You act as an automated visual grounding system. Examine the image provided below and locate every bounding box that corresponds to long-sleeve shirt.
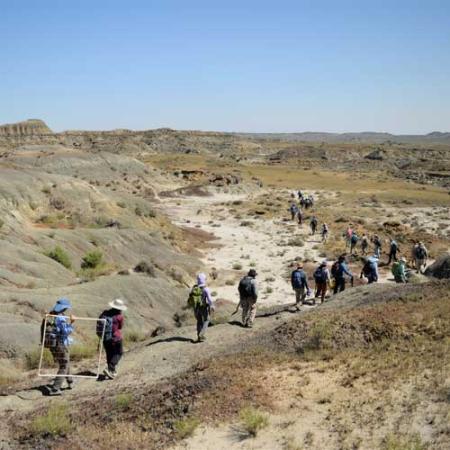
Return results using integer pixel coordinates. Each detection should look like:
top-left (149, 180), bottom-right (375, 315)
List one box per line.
top-left (54, 315), bottom-right (73, 346)
top-left (336, 262), bottom-right (353, 279)
top-left (200, 286), bottom-right (215, 308)
top-left (291, 270), bottom-right (309, 290)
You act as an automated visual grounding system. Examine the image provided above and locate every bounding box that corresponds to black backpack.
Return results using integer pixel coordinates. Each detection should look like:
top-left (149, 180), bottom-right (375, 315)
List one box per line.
top-left (331, 261), bottom-right (340, 278)
top-left (238, 277), bottom-right (254, 297)
top-left (40, 315), bottom-right (57, 349)
top-left (415, 246), bottom-right (426, 259)
top-left (313, 267), bottom-right (327, 283)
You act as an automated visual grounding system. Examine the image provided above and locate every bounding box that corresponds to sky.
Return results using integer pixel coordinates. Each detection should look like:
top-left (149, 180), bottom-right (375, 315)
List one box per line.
top-left (1, 0), bottom-right (449, 133)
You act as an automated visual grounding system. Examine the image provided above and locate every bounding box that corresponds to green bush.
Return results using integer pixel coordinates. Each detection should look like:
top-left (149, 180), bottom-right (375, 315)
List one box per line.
top-left (31, 403), bottom-right (73, 437)
top-left (124, 329), bottom-right (146, 344)
top-left (232, 262), bottom-right (243, 270)
top-left (117, 201), bottom-right (127, 208)
top-left (0, 219), bottom-right (4, 229)
top-left (239, 406), bottom-right (269, 437)
top-left (174, 417), bottom-right (200, 439)
top-left (44, 246), bottom-right (72, 269)
top-left (115, 393), bottom-right (133, 410)
top-left (81, 250), bottom-right (103, 269)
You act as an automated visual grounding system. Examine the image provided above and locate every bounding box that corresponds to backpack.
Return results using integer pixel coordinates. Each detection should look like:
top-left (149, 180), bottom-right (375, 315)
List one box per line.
top-left (362, 261), bottom-right (373, 277)
top-left (187, 285), bottom-right (205, 309)
top-left (238, 276), bottom-right (254, 297)
top-left (311, 218), bottom-right (317, 226)
top-left (391, 262), bottom-right (402, 277)
top-left (313, 267), bottom-right (327, 283)
top-left (41, 316), bottom-right (57, 349)
top-left (96, 313), bottom-right (114, 341)
top-left (351, 234), bottom-right (358, 244)
top-left (415, 246), bottom-right (426, 259)
top-left (291, 270), bottom-right (305, 288)
top-left (331, 261), bottom-right (340, 278)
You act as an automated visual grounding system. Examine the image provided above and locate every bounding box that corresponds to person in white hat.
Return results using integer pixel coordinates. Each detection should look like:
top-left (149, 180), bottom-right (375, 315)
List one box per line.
top-left (97, 299), bottom-right (127, 379)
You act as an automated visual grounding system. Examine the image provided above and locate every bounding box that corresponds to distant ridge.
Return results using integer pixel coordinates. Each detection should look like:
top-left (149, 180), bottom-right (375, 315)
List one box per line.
top-left (0, 119), bottom-right (449, 144)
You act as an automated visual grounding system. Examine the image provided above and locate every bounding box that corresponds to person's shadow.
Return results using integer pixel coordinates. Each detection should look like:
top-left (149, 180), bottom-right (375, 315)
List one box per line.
top-left (146, 336), bottom-right (195, 347)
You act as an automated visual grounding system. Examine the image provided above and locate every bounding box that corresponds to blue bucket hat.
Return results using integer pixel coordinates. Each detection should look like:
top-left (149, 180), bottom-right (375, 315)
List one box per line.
top-left (53, 297), bottom-right (72, 313)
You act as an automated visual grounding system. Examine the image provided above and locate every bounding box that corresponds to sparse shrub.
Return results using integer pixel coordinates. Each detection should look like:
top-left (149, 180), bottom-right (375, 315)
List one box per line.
top-left (210, 291), bottom-right (218, 297)
top-left (30, 402), bottom-right (72, 437)
top-left (232, 262), bottom-right (243, 270)
top-left (41, 186), bottom-right (51, 195)
top-left (287, 237), bottom-right (305, 247)
top-left (115, 393), bottom-right (133, 410)
top-left (249, 261), bottom-right (256, 267)
top-left (239, 406), bottom-right (269, 437)
top-left (146, 209), bottom-right (156, 218)
top-left (134, 206), bottom-right (143, 216)
top-left (49, 197), bottom-right (65, 210)
top-left (117, 201), bottom-right (127, 208)
top-left (382, 433), bottom-right (428, 450)
top-left (174, 417), bottom-right (200, 439)
top-left (265, 287), bottom-right (273, 294)
top-left (134, 261), bottom-right (156, 277)
top-left (124, 329), bottom-right (146, 344)
top-left (29, 201), bottom-right (38, 210)
top-left (81, 250), bottom-right (103, 269)
top-left (265, 276), bottom-right (276, 282)
top-left (44, 246), bottom-right (72, 269)
top-left (24, 348), bottom-right (54, 370)
top-left (0, 219), bottom-right (4, 229)
top-left (240, 221), bottom-right (253, 227)
top-left (0, 360), bottom-right (22, 386)
top-left (70, 341), bottom-right (97, 361)
top-left (225, 279), bottom-right (235, 286)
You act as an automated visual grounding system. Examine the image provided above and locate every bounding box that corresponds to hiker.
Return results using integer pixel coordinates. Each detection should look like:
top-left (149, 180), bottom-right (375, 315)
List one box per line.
top-left (372, 235), bottom-right (382, 258)
top-left (291, 263), bottom-right (310, 309)
top-left (361, 234), bottom-right (369, 256)
top-left (188, 273), bottom-right (214, 341)
top-left (313, 261), bottom-right (330, 304)
top-left (413, 242), bottom-right (428, 273)
top-left (238, 269), bottom-right (258, 328)
top-left (387, 239), bottom-right (399, 264)
top-left (290, 203), bottom-right (299, 221)
top-left (310, 216), bottom-right (318, 235)
top-left (297, 208), bottom-right (303, 225)
top-left (43, 298), bottom-right (75, 396)
top-left (345, 225), bottom-right (353, 249)
top-left (392, 257), bottom-right (408, 283)
top-left (297, 190), bottom-right (304, 201)
top-left (321, 223), bottom-right (329, 242)
top-left (350, 232), bottom-right (359, 255)
top-left (360, 255), bottom-right (379, 284)
top-left (331, 255), bottom-right (353, 294)
top-left (97, 299), bottom-right (127, 379)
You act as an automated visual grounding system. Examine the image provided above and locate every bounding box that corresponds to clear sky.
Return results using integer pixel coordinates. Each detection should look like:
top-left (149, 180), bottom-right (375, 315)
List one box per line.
top-left (1, 0), bottom-right (449, 133)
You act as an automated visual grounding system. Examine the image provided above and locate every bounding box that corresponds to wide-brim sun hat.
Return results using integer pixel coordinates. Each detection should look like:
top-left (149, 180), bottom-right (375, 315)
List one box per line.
top-left (109, 298), bottom-right (128, 311)
top-left (53, 298), bottom-right (72, 313)
top-left (400, 257), bottom-right (407, 262)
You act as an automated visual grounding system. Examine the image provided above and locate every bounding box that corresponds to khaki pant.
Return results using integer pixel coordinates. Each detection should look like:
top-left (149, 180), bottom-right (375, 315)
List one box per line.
top-left (415, 258), bottom-right (426, 273)
top-left (294, 287), bottom-right (306, 305)
top-left (50, 344), bottom-right (72, 390)
top-left (241, 297), bottom-right (257, 327)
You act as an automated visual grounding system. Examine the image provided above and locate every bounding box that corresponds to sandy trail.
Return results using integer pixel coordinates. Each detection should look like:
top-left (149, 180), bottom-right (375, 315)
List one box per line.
top-left (160, 189), bottom-right (324, 307)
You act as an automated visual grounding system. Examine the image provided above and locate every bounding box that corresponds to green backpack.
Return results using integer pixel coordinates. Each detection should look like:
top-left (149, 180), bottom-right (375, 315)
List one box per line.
top-left (187, 285), bottom-right (204, 309)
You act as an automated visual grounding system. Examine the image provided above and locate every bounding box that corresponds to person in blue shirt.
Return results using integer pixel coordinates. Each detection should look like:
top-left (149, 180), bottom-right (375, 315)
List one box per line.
top-left (291, 263), bottom-right (310, 309)
top-left (332, 255), bottom-right (353, 294)
top-left (47, 298), bottom-right (76, 396)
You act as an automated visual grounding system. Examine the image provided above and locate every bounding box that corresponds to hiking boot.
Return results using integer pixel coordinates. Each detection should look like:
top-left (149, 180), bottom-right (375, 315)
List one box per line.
top-left (48, 387), bottom-right (62, 396)
top-left (104, 368), bottom-right (115, 380)
top-left (66, 381), bottom-right (74, 390)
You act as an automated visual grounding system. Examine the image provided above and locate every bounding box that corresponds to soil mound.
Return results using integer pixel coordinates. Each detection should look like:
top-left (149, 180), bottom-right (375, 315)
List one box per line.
top-left (425, 252), bottom-right (450, 279)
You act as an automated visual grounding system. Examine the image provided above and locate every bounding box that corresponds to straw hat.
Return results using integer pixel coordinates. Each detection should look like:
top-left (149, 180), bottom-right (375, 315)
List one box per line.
top-left (108, 299), bottom-right (128, 311)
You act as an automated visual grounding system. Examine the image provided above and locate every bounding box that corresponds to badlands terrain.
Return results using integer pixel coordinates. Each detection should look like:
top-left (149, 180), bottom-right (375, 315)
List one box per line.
top-left (0, 119), bottom-right (449, 450)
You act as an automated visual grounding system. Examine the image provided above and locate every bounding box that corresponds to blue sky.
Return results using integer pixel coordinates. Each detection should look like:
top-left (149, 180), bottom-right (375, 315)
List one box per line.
top-left (1, 0), bottom-right (449, 133)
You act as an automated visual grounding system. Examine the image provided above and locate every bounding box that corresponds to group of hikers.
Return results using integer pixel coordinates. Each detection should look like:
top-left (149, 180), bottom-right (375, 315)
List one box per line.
top-left (41, 298), bottom-right (127, 395)
top-left (40, 189), bottom-right (431, 396)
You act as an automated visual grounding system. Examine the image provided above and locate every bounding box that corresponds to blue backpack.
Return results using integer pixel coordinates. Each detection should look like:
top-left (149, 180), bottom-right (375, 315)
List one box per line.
top-left (96, 314), bottom-right (114, 341)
